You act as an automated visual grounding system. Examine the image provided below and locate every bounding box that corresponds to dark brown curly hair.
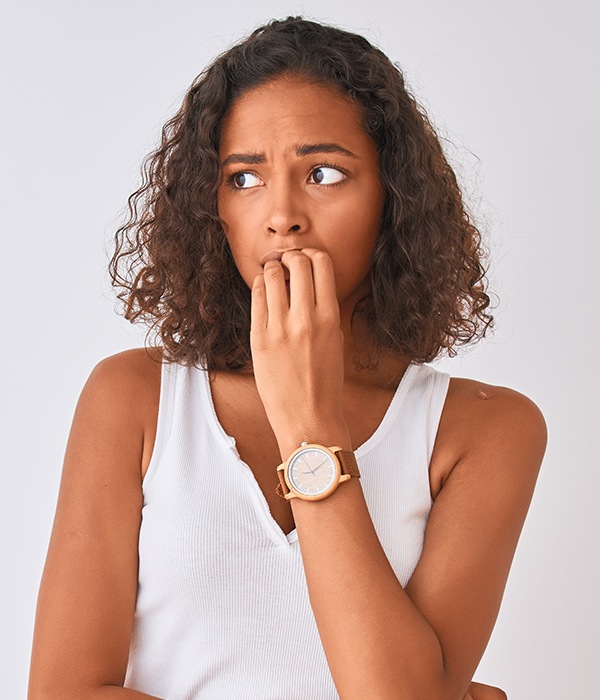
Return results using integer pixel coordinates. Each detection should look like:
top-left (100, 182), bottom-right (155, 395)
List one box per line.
top-left (109, 16), bottom-right (493, 370)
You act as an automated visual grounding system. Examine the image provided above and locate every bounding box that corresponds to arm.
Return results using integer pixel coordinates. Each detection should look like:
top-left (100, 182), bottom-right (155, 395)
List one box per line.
top-left (28, 349), bottom-right (164, 700)
top-left (250, 249), bottom-right (546, 700)
top-left (277, 386), bottom-right (545, 700)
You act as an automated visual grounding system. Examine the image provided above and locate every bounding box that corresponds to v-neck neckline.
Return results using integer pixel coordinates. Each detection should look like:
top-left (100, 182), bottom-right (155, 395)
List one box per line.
top-left (199, 362), bottom-right (418, 546)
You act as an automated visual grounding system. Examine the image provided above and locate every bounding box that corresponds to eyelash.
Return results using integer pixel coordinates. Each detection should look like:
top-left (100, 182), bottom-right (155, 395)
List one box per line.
top-left (225, 161), bottom-right (350, 190)
top-left (310, 161), bottom-right (350, 187)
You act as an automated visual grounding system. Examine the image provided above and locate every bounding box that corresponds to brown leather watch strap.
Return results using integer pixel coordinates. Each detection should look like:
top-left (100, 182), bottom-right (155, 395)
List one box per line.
top-left (276, 469), bottom-right (289, 498)
top-left (335, 448), bottom-right (361, 478)
top-left (275, 446), bottom-right (361, 499)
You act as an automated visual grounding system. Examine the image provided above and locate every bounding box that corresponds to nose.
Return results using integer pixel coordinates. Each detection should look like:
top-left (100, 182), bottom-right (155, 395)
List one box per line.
top-left (265, 178), bottom-right (310, 235)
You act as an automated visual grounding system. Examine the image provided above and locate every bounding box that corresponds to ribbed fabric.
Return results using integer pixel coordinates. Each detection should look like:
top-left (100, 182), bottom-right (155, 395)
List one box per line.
top-left (123, 360), bottom-right (450, 700)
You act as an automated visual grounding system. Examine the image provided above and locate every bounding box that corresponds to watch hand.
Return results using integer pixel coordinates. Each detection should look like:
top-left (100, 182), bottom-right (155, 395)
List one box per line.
top-left (312, 458), bottom-right (329, 473)
top-left (299, 455), bottom-right (318, 476)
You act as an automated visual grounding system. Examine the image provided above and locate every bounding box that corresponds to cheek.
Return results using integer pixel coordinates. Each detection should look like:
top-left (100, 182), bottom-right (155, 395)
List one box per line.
top-left (218, 194), bottom-right (244, 254)
top-left (218, 192), bottom-right (259, 252)
top-left (332, 212), bottom-right (380, 290)
top-left (330, 195), bottom-right (381, 254)
top-left (217, 190), bottom-right (235, 235)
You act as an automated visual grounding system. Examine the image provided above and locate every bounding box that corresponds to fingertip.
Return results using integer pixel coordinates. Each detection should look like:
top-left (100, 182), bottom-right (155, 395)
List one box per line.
top-left (303, 248), bottom-right (333, 269)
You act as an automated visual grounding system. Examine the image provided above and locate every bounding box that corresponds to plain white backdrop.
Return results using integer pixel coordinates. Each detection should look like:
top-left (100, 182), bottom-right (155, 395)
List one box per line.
top-left (2, 1), bottom-right (598, 697)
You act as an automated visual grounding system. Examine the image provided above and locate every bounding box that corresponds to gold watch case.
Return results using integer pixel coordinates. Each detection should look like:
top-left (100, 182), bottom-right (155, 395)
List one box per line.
top-left (275, 442), bottom-right (354, 501)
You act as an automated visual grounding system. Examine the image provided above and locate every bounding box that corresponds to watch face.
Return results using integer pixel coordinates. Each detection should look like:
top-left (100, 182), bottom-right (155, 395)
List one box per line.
top-left (288, 447), bottom-right (338, 497)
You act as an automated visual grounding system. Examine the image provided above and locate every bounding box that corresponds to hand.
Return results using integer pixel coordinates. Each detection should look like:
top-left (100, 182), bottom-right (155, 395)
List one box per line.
top-left (463, 680), bottom-right (508, 699)
top-left (250, 248), bottom-right (348, 450)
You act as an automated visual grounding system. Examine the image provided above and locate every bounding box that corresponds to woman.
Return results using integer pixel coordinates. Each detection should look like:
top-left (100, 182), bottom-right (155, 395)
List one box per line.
top-left (28, 17), bottom-right (546, 700)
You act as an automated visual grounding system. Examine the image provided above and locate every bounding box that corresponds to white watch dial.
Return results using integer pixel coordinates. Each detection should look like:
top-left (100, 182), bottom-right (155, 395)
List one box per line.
top-left (288, 447), bottom-right (337, 495)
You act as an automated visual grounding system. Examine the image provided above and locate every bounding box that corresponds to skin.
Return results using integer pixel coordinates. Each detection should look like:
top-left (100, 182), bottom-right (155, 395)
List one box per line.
top-left (217, 75), bottom-right (390, 388)
top-left (218, 76), bottom-right (544, 697)
top-left (28, 75), bottom-right (545, 699)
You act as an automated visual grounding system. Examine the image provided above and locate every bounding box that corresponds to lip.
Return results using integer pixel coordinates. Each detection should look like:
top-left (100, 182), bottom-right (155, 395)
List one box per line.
top-left (259, 247), bottom-right (303, 267)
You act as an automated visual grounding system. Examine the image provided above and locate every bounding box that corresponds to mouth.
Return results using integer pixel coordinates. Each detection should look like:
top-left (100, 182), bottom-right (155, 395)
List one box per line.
top-left (259, 247), bottom-right (303, 267)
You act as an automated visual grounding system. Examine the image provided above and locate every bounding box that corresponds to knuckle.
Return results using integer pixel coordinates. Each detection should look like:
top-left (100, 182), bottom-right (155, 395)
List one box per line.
top-left (270, 327), bottom-right (289, 345)
top-left (264, 266), bottom-right (283, 282)
top-left (283, 251), bottom-right (309, 271)
top-left (322, 309), bottom-right (340, 325)
top-left (291, 316), bottom-right (314, 336)
top-left (294, 254), bottom-right (311, 268)
top-left (250, 332), bottom-right (268, 353)
top-left (313, 250), bottom-right (331, 266)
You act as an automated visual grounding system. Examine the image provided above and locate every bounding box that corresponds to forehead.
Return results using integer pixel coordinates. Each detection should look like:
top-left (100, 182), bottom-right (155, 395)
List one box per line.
top-left (219, 76), bottom-right (372, 154)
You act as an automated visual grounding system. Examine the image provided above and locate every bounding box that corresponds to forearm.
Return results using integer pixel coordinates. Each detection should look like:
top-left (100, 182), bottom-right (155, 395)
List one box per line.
top-left (280, 428), bottom-right (448, 700)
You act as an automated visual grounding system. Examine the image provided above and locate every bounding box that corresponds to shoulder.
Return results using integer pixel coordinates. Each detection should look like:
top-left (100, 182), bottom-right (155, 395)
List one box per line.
top-left (91, 345), bottom-right (163, 382)
top-left (29, 350), bottom-right (164, 693)
top-left (87, 346), bottom-right (162, 401)
top-left (81, 346), bottom-right (163, 438)
top-left (431, 376), bottom-right (547, 492)
top-left (406, 376), bottom-right (547, 695)
top-left (446, 377), bottom-right (547, 444)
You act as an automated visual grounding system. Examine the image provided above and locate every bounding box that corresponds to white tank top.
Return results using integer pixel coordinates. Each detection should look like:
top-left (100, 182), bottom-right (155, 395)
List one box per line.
top-left (124, 359), bottom-right (450, 699)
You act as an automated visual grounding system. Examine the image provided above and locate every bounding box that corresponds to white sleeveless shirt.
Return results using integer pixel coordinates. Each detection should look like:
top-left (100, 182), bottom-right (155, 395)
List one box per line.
top-left (124, 360), bottom-right (450, 699)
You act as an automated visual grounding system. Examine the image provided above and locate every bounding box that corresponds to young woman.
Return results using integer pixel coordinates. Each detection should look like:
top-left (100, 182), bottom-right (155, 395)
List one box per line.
top-left (28, 17), bottom-right (546, 700)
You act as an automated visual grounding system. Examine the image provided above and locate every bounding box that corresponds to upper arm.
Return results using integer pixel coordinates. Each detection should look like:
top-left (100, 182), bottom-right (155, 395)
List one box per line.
top-left (404, 383), bottom-right (547, 699)
top-left (28, 348), bottom-right (161, 698)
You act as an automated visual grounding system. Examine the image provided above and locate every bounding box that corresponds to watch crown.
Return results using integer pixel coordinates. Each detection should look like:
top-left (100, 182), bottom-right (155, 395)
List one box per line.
top-left (300, 441), bottom-right (308, 446)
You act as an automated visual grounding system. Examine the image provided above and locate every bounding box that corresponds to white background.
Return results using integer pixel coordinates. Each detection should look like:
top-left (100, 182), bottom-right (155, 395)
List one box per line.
top-left (2, 1), bottom-right (598, 697)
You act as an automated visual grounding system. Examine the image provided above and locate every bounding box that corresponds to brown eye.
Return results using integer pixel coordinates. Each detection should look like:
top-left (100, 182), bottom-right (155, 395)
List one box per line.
top-left (310, 166), bottom-right (347, 185)
top-left (230, 172), bottom-right (262, 189)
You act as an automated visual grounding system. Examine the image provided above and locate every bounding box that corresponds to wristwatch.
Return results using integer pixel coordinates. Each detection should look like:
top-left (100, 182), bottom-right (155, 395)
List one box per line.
top-left (275, 442), bottom-right (361, 501)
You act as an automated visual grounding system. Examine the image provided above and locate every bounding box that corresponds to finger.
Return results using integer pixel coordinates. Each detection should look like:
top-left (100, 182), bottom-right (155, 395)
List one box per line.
top-left (280, 249), bottom-right (315, 314)
top-left (301, 248), bottom-right (339, 320)
top-left (262, 259), bottom-right (289, 324)
top-left (250, 272), bottom-right (268, 333)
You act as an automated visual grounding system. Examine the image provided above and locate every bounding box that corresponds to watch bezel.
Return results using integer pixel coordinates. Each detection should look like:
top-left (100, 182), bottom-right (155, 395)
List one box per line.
top-left (285, 443), bottom-right (341, 501)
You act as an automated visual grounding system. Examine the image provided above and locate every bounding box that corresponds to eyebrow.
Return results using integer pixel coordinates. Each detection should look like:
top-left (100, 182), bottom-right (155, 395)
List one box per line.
top-left (297, 143), bottom-right (359, 158)
top-left (221, 142), bottom-right (359, 166)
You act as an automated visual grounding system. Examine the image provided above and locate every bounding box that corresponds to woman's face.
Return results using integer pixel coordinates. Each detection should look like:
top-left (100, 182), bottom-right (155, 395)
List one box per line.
top-left (217, 75), bottom-right (384, 307)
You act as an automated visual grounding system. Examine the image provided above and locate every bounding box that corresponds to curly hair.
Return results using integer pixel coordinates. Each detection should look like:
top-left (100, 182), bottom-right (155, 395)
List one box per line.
top-left (109, 16), bottom-right (493, 370)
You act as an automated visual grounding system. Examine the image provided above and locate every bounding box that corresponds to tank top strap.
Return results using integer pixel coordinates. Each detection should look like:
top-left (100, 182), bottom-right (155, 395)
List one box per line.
top-left (141, 359), bottom-right (183, 493)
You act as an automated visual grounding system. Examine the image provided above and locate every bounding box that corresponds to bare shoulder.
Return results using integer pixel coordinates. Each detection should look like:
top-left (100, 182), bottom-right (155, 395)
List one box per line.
top-left (85, 346), bottom-right (162, 428)
top-left (431, 377), bottom-right (547, 496)
top-left (446, 377), bottom-right (547, 444)
top-left (87, 346), bottom-right (163, 479)
top-left (90, 345), bottom-right (163, 391)
top-left (28, 346), bottom-right (164, 695)
top-left (406, 377), bottom-right (547, 696)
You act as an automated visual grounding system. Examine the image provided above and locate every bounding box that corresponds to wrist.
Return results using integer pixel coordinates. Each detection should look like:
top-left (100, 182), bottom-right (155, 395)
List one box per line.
top-left (277, 432), bottom-right (352, 461)
top-left (276, 423), bottom-right (352, 462)
top-left (276, 440), bottom-right (360, 502)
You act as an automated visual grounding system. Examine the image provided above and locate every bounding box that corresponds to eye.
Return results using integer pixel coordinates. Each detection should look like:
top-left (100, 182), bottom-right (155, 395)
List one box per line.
top-left (309, 166), bottom-right (347, 186)
top-left (228, 171), bottom-right (263, 189)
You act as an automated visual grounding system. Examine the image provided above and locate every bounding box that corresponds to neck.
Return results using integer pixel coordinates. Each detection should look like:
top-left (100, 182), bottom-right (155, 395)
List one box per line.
top-left (337, 286), bottom-right (410, 390)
